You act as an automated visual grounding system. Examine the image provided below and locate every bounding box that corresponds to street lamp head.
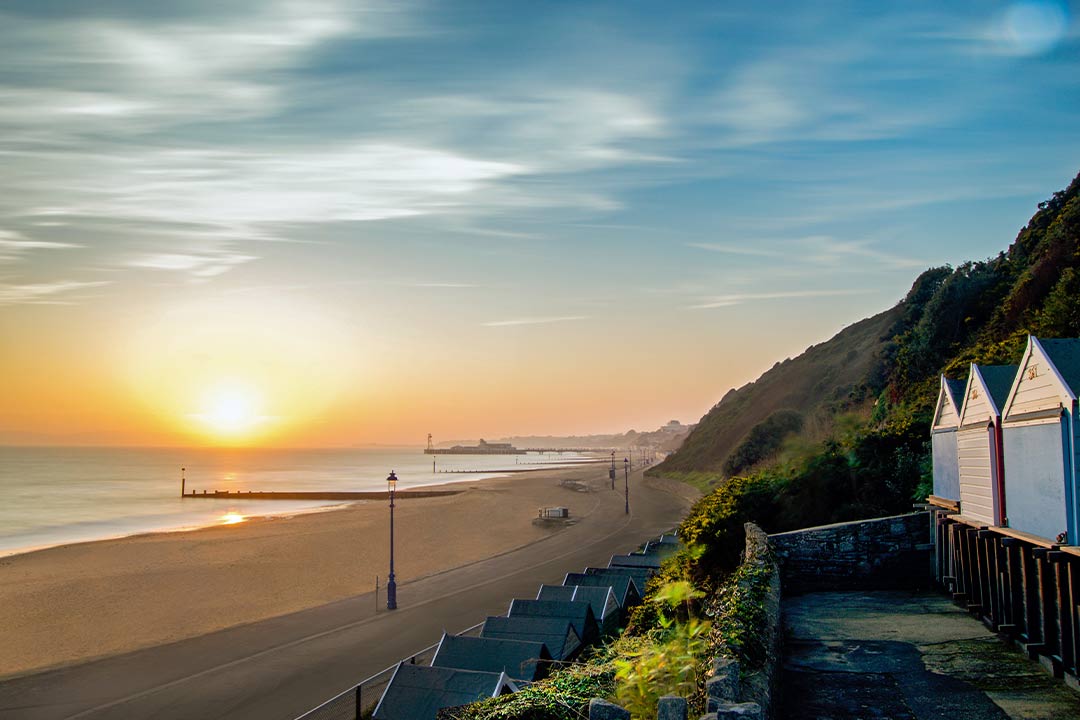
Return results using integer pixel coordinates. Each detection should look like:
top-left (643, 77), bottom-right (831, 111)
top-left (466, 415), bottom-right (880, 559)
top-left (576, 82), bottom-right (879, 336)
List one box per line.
top-left (623, 458), bottom-right (628, 465)
top-left (387, 470), bottom-right (397, 492)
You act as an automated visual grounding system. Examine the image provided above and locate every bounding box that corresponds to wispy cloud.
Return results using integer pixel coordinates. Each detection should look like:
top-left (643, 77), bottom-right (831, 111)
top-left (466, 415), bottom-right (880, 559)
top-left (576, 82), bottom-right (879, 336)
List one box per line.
top-left (482, 316), bottom-right (589, 327)
top-left (0, 280), bottom-right (111, 306)
top-left (688, 289), bottom-right (868, 310)
top-left (127, 252), bottom-right (257, 279)
top-left (0, 229), bottom-right (81, 262)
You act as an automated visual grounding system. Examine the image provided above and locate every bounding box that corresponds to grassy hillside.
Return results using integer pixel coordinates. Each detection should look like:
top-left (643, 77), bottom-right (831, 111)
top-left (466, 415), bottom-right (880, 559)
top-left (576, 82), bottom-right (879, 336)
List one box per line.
top-left (657, 306), bottom-right (901, 476)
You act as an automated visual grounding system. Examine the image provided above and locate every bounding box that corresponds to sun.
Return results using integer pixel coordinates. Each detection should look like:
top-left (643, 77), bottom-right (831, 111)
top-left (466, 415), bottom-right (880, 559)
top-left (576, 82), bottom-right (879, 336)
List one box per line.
top-left (196, 382), bottom-right (266, 439)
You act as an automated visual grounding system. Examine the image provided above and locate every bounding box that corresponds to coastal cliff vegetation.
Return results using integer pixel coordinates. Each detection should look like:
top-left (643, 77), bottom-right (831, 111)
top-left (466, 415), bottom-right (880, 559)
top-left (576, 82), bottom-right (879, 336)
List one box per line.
top-left (655, 169), bottom-right (1080, 526)
top-left (445, 171), bottom-right (1080, 720)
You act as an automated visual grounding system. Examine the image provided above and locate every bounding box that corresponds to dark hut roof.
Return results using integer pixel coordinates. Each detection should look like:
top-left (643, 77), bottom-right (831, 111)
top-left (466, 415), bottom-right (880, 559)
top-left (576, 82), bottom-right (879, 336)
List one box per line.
top-left (1039, 338), bottom-right (1080, 396)
top-left (945, 377), bottom-right (966, 412)
top-left (538, 584), bottom-right (619, 621)
top-left (480, 616), bottom-right (581, 661)
top-left (583, 566), bottom-right (651, 597)
top-left (608, 553), bottom-right (664, 569)
top-left (507, 599), bottom-right (599, 645)
top-left (563, 571), bottom-right (641, 608)
top-left (430, 634), bottom-right (550, 681)
top-left (978, 365), bottom-right (1019, 412)
top-left (372, 664), bottom-right (515, 720)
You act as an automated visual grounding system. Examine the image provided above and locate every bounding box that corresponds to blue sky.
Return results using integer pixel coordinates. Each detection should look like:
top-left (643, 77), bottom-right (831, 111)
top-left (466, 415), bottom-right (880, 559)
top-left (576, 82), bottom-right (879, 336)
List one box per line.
top-left (1, 0), bottom-right (1078, 443)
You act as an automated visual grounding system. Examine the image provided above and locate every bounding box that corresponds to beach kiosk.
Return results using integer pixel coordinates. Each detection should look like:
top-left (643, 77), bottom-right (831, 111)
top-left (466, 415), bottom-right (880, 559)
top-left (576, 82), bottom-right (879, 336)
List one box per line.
top-left (930, 375), bottom-right (966, 510)
top-left (956, 364), bottom-right (1016, 527)
top-left (1001, 336), bottom-right (1080, 544)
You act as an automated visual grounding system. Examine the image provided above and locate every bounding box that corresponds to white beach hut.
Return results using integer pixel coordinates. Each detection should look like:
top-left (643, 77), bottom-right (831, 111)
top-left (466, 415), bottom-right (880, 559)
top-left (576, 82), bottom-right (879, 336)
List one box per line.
top-left (930, 374), bottom-right (966, 510)
top-left (956, 364), bottom-right (1016, 527)
top-left (1001, 336), bottom-right (1080, 544)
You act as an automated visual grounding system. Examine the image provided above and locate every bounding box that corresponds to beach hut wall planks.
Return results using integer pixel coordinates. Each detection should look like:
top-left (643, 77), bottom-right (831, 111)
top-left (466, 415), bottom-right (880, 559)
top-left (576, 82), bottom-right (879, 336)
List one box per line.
top-left (1001, 336), bottom-right (1080, 543)
top-left (930, 375), bottom-right (966, 508)
top-left (956, 364), bottom-right (1016, 526)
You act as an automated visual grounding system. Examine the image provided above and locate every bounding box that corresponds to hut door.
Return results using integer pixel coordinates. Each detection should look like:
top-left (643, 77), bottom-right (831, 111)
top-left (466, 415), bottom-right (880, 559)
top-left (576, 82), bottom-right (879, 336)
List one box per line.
top-left (958, 424), bottom-right (997, 526)
top-left (1003, 416), bottom-right (1068, 541)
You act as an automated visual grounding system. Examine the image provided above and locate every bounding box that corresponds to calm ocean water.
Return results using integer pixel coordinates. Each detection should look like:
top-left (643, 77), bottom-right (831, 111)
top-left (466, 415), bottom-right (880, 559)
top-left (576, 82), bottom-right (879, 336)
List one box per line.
top-left (0, 446), bottom-right (592, 556)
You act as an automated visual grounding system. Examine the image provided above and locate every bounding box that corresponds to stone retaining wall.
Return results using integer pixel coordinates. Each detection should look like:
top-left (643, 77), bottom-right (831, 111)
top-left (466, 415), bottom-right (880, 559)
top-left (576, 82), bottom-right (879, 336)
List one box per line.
top-left (769, 512), bottom-right (930, 595)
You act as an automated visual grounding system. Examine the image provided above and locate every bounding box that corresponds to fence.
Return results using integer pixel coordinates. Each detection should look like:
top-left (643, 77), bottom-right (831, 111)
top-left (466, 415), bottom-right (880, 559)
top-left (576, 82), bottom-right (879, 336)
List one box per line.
top-left (294, 622), bottom-right (484, 720)
top-left (935, 511), bottom-right (1080, 682)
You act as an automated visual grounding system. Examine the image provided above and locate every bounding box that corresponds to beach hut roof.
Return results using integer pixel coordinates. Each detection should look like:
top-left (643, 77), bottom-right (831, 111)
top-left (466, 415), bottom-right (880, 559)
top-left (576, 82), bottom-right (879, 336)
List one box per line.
top-left (608, 553), bottom-right (663, 569)
top-left (507, 598), bottom-right (599, 644)
top-left (1004, 336), bottom-right (1080, 419)
top-left (480, 616), bottom-right (581, 661)
top-left (584, 566), bottom-right (652, 596)
top-left (1039, 338), bottom-right (1080, 395)
top-left (932, 374), bottom-right (966, 429)
top-left (960, 364), bottom-right (1017, 425)
top-left (538, 584), bottom-right (619, 620)
top-left (372, 664), bottom-right (516, 720)
top-left (430, 633), bottom-right (550, 681)
top-left (563, 571), bottom-right (640, 607)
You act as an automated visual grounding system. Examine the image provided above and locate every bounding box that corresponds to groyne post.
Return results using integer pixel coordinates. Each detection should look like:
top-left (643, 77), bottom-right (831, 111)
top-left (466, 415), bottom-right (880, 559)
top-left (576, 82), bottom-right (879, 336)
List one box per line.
top-left (181, 467), bottom-right (185, 498)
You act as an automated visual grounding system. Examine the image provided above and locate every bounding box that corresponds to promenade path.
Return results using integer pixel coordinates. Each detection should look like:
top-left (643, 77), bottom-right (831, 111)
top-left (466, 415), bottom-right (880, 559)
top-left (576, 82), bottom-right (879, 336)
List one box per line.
top-left (781, 591), bottom-right (1080, 719)
top-left (0, 470), bottom-right (694, 720)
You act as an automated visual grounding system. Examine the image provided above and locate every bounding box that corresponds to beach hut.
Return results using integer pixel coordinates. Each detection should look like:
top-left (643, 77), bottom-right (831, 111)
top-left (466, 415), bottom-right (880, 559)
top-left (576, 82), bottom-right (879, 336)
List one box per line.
top-left (563, 571), bottom-right (642, 612)
top-left (609, 552), bottom-right (664, 569)
top-left (430, 634), bottom-right (551, 682)
top-left (585, 566), bottom-right (652, 598)
top-left (537, 584), bottom-right (620, 637)
top-left (930, 374), bottom-right (966, 509)
top-left (507, 598), bottom-right (600, 647)
top-left (480, 616), bottom-right (582, 661)
top-left (956, 364), bottom-right (1017, 526)
top-left (372, 663), bottom-right (516, 720)
top-left (1002, 336), bottom-right (1080, 543)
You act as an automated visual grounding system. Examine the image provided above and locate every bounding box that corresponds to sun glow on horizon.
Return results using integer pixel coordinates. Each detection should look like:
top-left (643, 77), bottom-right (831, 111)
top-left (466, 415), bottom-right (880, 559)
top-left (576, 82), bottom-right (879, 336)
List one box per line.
top-left (192, 382), bottom-right (269, 441)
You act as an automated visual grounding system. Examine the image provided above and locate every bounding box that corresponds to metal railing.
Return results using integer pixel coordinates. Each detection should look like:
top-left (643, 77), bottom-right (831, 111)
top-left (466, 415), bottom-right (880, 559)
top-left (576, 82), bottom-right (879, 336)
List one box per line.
top-left (294, 622), bottom-right (484, 720)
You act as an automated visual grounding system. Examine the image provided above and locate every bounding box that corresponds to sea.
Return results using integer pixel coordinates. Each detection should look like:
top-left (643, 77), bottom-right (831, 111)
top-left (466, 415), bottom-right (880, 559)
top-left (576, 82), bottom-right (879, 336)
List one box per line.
top-left (0, 446), bottom-right (594, 557)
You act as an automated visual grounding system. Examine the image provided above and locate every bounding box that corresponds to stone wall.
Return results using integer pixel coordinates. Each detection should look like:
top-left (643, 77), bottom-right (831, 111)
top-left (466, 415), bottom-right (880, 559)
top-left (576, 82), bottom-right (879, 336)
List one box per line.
top-left (768, 512), bottom-right (931, 595)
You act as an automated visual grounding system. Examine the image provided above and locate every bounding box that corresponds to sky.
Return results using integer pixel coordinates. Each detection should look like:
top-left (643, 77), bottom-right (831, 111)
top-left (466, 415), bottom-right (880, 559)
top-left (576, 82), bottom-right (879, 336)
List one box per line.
top-left (0, 0), bottom-right (1078, 447)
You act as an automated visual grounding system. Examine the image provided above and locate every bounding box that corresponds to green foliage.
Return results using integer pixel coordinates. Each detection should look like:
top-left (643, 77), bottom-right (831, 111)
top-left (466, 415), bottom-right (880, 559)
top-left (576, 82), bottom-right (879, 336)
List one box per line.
top-left (443, 660), bottom-right (614, 720)
top-left (707, 554), bottom-right (774, 670)
top-left (611, 580), bottom-right (711, 717)
top-left (722, 410), bottom-right (804, 476)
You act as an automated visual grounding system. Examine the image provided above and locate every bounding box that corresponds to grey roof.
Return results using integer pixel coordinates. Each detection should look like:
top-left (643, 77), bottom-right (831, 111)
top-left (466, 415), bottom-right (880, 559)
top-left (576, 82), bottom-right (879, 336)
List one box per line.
top-left (976, 365), bottom-right (1019, 413)
top-left (583, 566), bottom-right (651, 596)
top-left (1039, 338), bottom-right (1080, 396)
top-left (945, 377), bottom-right (966, 412)
top-left (430, 634), bottom-right (550, 682)
top-left (480, 616), bottom-right (582, 661)
top-left (507, 599), bottom-right (599, 646)
top-left (537, 585), bottom-right (619, 621)
top-left (372, 664), bottom-right (515, 720)
top-left (609, 553), bottom-right (663, 569)
top-left (563, 572), bottom-right (641, 608)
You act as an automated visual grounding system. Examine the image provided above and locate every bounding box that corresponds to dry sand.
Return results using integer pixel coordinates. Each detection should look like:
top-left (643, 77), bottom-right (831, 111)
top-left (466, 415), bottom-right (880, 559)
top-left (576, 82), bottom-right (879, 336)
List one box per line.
top-left (0, 463), bottom-right (682, 678)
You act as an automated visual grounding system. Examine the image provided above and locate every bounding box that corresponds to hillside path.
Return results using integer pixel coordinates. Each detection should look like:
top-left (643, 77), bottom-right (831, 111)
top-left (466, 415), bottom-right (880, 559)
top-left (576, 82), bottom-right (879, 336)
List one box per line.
top-left (781, 591), bottom-right (1080, 719)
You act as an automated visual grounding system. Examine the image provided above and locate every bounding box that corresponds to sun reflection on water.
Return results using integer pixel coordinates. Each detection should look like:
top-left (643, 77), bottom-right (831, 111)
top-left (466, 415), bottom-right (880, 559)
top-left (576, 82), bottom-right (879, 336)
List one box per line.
top-left (220, 512), bottom-right (245, 525)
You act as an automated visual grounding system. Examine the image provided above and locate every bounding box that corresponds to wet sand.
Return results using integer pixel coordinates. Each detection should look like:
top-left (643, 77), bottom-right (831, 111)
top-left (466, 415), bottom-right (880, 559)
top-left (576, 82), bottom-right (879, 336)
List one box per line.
top-left (0, 463), bottom-right (691, 678)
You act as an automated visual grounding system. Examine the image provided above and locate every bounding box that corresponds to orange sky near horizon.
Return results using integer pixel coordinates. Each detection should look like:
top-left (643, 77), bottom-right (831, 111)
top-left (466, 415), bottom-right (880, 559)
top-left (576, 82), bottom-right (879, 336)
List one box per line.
top-left (0, 280), bottom-right (883, 448)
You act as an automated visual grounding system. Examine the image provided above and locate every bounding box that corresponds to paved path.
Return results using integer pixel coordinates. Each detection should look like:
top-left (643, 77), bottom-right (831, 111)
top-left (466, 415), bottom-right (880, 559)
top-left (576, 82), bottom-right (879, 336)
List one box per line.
top-left (0, 471), bottom-right (692, 720)
top-left (781, 591), bottom-right (1080, 720)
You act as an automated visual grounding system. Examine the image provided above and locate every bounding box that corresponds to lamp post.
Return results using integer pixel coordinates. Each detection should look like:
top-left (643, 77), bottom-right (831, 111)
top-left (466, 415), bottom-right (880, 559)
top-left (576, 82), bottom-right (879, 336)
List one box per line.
top-left (609, 451), bottom-right (616, 490)
top-left (386, 470), bottom-right (398, 610)
top-left (623, 458), bottom-right (629, 515)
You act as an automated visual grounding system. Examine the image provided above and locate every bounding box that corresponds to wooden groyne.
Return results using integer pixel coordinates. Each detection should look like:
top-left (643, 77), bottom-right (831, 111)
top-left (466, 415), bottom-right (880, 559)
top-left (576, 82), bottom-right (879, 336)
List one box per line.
top-left (182, 489), bottom-right (464, 501)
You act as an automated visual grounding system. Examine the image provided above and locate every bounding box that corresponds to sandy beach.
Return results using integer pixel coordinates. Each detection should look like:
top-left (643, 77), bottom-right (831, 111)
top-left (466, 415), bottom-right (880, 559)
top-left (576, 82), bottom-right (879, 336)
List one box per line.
top-left (0, 463), bottom-right (694, 679)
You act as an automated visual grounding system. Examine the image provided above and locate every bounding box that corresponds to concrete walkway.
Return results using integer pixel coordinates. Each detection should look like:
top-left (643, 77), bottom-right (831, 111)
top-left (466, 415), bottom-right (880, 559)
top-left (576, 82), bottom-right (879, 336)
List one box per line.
top-left (781, 591), bottom-right (1080, 720)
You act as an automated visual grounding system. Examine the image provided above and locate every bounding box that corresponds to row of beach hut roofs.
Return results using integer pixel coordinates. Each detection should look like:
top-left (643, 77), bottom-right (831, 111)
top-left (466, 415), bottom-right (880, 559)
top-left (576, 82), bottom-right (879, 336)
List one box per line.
top-left (930, 335), bottom-right (1080, 545)
top-left (372, 534), bottom-right (680, 720)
